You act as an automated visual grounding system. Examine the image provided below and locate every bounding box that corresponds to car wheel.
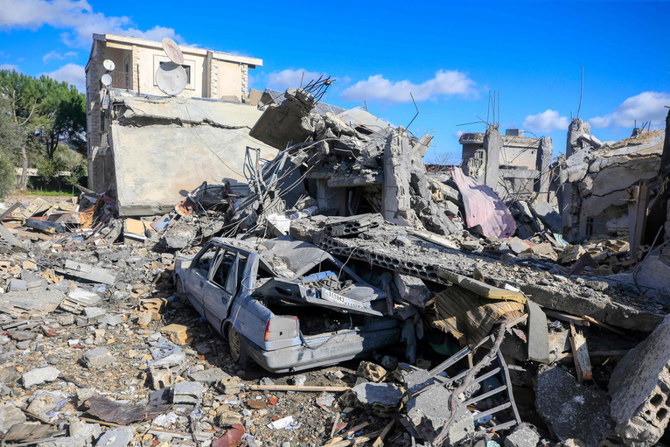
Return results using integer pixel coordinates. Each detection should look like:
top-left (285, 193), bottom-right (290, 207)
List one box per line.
top-left (227, 324), bottom-right (248, 367)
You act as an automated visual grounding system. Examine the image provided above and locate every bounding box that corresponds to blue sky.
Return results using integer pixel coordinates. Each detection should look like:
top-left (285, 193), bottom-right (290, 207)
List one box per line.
top-left (1, 0), bottom-right (668, 161)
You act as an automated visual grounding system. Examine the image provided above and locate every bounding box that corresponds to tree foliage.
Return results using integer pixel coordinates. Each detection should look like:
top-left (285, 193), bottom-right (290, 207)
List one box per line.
top-left (0, 69), bottom-right (87, 189)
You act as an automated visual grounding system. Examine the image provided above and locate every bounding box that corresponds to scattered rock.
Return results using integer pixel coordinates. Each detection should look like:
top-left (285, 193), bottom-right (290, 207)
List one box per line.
top-left (22, 366), bottom-right (60, 388)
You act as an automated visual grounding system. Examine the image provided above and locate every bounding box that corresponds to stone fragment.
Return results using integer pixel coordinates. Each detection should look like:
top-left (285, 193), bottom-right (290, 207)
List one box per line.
top-left (394, 273), bottom-right (431, 308)
top-left (95, 426), bottom-right (134, 447)
top-left (99, 314), bottom-right (124, 326)
top-left (83, 306), bottom-right (106, 319)
top-left (352, 382), bottom-right (402, 405)
top-left (189, 368), bottom-right (230, 385)
top-left (22, 366), bottom-right (60, 388)
top-left (504, 423), bottom-right (540, 447)
top-left (8, 278), bottom-right (27, 291)
top-left (27, 390), bottom-right (63, 417)
top-left (559, 245), bottom-right (586, 264)
top-left (0, 403), bottom-right (27, 432)
top-left (173, 381), bottom-right (204, 405)
top-left (356, 361), bottom-right (388, 382)
top-left (161, 324), bottom-right (191, 345)
top-left (609, 314), bottom-right (670, 447)
top-left (507, 237), bottom-right (530, 255)
top-left (218, 410), bottom-right (243, 427)
top-left (526, 242), bottom-right (558, 261)
top-left (82, 347), bottom-right (116, 369)
top-left (536, 367), bottom-right (614, 446)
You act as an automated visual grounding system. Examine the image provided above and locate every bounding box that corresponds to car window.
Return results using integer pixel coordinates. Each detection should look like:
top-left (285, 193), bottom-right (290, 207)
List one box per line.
top-left (194, 245), bottom-right (219, 274)
top-left (212, 250), bottom-right (248, 296)
top-left (212, 250), bottom-right (236, 290)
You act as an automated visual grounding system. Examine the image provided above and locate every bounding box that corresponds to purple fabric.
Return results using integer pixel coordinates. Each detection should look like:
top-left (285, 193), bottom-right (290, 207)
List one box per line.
top-left (450, 167), bottom-right (516, 239)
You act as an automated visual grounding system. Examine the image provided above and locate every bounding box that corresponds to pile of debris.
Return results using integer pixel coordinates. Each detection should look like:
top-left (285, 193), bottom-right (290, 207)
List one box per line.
top-left (2, 84), bottom-right (670, 447)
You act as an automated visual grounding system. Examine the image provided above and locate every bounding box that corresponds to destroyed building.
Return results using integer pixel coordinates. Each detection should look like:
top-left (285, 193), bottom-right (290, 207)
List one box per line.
top-left (558, 118), bottom-right (665, 242)
top-left (4, 31), bottom-right (670, 447)
top-left (459, 127), bottom-right (554, 203)
top-left (85, 34), bottom-right (263, 195)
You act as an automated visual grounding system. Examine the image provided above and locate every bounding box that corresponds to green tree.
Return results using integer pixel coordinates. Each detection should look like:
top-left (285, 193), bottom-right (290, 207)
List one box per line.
top-left (0, 69), bottom-right (86, 189)
top-left (0, 96), bottom-right (24, 197)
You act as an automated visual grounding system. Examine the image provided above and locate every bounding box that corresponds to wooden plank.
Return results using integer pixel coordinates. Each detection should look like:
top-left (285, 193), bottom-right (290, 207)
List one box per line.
top-left (436, 269), bottom-right (526, 304)
top-left (570, 323), bottom-right (592, 382)
top-left (247, 384), bottom-right (350, 393)
top-left (372, 420), bottom-right (395, 447)
top-left (527, 300), bottom-right (550, 363)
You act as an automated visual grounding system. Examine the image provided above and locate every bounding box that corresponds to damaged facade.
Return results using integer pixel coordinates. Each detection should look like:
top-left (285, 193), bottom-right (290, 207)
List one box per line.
top-left (460, 127), bottom-right (554, 203)
top-left (85, 34), bottom-right (263, 195)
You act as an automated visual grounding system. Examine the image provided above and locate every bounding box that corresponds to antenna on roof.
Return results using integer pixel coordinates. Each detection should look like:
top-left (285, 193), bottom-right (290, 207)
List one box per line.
top-left (162, 37), bottom-right (184, 65)
top-left (156, 37), bottom-right (187, 96)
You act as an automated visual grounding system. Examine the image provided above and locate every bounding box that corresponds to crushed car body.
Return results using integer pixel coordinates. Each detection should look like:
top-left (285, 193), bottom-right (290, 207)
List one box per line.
top-left (174, 236), bottom-right (400, 372)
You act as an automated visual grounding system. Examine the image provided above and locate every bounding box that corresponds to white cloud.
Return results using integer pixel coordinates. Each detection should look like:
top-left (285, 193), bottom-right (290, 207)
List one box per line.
top-left (340, 70), bottom-right (477, 103)
top-left (266, 68), bottom-right (323, 89)
top-left (0, 63), bottom-right (19, 71)
top-left (42, 50), bottom-right (77, 63)
top-left (523, 109), bottom-right (569, 133)
top-left (47, 63), bottom-right (85, 90)
top-left (0, 0), bottom-right (183, 47)
top-left (589, 92), bottom-right (670, 128)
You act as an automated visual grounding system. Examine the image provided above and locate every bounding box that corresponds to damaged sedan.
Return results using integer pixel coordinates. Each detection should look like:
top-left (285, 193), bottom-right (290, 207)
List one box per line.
top-left (175, 236), bottom-right (400, 372)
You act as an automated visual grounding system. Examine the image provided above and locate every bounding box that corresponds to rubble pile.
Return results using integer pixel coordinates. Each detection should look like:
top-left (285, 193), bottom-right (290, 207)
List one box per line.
top-left (2, 86), bottom-right (670, 447)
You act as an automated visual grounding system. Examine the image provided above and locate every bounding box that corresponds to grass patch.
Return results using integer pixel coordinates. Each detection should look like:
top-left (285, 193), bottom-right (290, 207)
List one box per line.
top-left (22, 189), bottom-right (77, 197)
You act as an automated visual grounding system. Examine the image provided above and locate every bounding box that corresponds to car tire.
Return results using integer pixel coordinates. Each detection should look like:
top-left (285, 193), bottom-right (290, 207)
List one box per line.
top-left (227, 324), bottom-right (248, 367)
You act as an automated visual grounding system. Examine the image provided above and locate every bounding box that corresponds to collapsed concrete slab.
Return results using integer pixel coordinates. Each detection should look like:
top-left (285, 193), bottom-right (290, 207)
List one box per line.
top-left (305, 219), bottom-right (664, 332)
top-left (103, 92), bottom-right (278, 216)
top-left (609, 315), bottom-right (670, 446)
top-left (536, 366), bottom-right (616, 447)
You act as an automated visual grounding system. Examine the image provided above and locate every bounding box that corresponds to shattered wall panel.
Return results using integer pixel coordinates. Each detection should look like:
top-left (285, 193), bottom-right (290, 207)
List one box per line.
top-left (110, 122), bottom-right (277, 216)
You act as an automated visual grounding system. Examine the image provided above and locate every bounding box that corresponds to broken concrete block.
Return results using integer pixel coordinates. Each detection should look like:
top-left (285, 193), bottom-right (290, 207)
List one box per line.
top-left (8, 278), bottom-right (27, 291)
top-left (351, 382), bottom-right (403, 416)
top-left (161, 323), bottom-right (191, 345)
top-left (173, 381), bottom-right (205, 405)
top-left (61, 259), bottom-right (118, 285)
top-left (0, 402), bottom-right (27, 431)
top-left (189, 368), bottom-right (230, 385)
top-left (356, 361), bottom-right (388, 382)
top-left (559, 245), bottom-right (586, 264)
top-left (406, 380), bottom-right (473, 444)
top-left (22, 366), bottom-right (60, 388)
top-left (394, 273), bottom-right (431, 308)
top-left (526, 242), bottom-right (558, 261)
top-left (95, 426), bottom-right (134, 447)
top-left (507, 237), bottom-right (530, 255)
top-left (83, 306), bottom-right (106, 319)
top-left (609, 314), bottom-right (670, 446)
top-left (536, 366), bottom-right (614, 446)
top-left (216, 376), bottom-right (242, 395)
top-left (504, 423), bottom-right (540, 447)
top-left (82, 347), bottom-right (116, 369)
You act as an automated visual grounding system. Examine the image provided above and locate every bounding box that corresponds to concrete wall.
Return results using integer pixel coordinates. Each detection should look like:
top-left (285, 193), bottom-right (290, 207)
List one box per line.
top-left (459, 128), bottom-right (552, 201)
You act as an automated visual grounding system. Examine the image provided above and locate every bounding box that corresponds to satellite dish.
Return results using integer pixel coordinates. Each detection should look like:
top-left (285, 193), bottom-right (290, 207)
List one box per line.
top-left (162, 37), bottom-right (184, 65)
top-left (156, 62), bottom-right (187, 96)
top-left (101, 73), bottom-right (112, 87)
top-left (103, 59), bottom-right (115, 71)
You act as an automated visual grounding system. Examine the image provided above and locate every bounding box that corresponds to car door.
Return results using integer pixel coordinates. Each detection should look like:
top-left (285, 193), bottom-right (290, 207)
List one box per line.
top-left (183, 244), bottom-right (219, 315)
top-left (202, 248), bottom-right (243, 334)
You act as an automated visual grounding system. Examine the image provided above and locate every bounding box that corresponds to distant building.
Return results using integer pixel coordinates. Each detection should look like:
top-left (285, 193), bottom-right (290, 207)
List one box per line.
top-left (459, 127), bottom-right (553, 202)
top-left (84, 33), bottom-right (262, 192)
